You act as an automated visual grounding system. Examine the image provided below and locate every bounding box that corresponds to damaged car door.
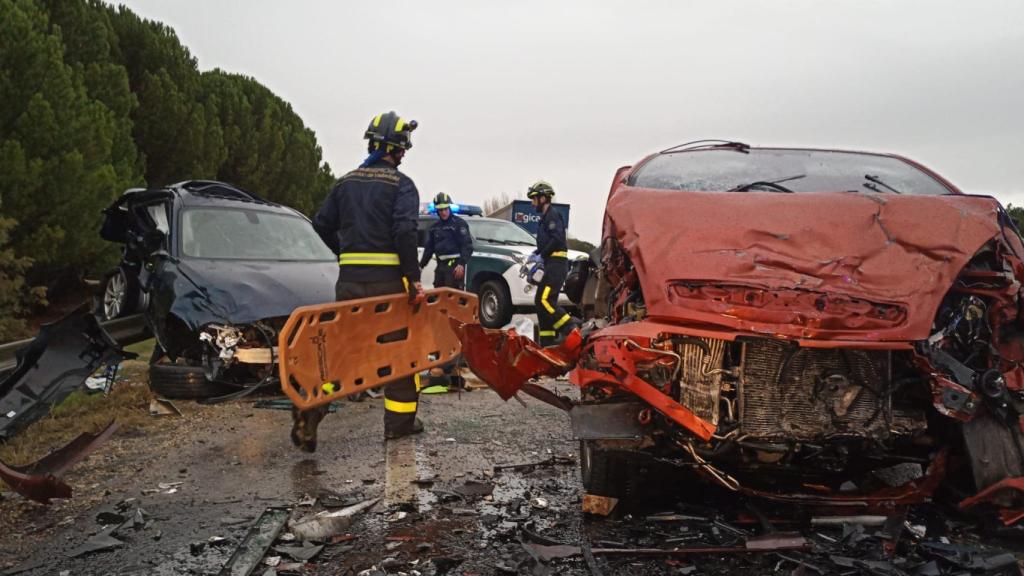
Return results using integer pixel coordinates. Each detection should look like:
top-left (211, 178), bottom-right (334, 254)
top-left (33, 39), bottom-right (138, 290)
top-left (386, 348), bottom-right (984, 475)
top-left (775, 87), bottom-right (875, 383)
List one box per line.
top-left (98, 190), bottom-right (172, 321)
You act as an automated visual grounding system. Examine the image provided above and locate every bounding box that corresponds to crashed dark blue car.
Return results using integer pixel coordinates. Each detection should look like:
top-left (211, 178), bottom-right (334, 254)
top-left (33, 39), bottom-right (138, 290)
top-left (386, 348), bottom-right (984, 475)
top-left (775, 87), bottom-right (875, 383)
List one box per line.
top-left (100, 180), bottom-right (337, 398)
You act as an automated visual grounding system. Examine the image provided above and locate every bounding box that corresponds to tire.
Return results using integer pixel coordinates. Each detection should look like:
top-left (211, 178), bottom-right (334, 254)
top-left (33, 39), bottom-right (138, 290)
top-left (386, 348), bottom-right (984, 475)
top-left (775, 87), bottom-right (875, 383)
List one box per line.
top-left (99, 267), bottom-right (139, 321)
top-left (478, 279), bottom-right (513, 328)
top-left (580, 440), bottom-right (628, 498)
top-left (149, 360), bottom-right (231, 399)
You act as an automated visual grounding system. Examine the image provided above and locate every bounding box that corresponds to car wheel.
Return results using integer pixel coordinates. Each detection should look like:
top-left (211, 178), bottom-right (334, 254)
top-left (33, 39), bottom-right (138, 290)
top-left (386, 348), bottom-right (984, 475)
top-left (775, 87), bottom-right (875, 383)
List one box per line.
top-left (99, 267), bottom-right (139, 321)
top-left (478, 279), bottom-right (513, 328)
top-left (149, 359), bottom-right (231, 400)
top-left (580, 439), bottom-right (627, 498)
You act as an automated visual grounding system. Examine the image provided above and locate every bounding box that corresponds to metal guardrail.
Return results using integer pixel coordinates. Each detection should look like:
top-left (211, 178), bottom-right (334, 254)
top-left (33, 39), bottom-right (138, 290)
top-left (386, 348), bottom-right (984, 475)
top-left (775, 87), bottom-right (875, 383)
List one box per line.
top-left (0, 313), bottom-right (149, 376)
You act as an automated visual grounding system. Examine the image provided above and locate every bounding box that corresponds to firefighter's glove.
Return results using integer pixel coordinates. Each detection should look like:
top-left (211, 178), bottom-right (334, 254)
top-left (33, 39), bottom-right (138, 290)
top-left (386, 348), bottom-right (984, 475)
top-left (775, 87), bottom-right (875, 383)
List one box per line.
top-left (520, 260), bottom-right (545, 286)
top-left (408, 281), bottom-right (426, 306)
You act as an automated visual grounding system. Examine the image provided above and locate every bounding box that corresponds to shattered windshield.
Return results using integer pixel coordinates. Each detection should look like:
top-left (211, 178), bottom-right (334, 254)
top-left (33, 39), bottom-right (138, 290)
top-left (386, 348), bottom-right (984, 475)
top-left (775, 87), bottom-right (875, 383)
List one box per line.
top-left (180, 208), bottom-right (335, 261)
top-left (467, 219), bottom-right (537, 246)
top-left (628, 149), bottom-right (953, 195)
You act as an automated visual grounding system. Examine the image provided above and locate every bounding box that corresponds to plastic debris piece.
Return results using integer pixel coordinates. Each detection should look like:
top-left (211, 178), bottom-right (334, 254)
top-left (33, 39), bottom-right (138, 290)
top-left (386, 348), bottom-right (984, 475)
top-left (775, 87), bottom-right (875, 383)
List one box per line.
top-left (149, 398), bottom-right (181, 416)
top-left (217, 507), bottom-right (290, 576)
top-left (289, 498), bottom-right (378, 541)
top-left (274, 543), bottom-right (324, 562)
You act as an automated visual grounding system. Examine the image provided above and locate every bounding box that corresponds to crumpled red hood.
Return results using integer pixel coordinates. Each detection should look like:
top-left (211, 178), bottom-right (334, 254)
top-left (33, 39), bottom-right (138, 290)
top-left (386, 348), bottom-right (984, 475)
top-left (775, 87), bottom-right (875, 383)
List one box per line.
top-left (605, 188), bottom-right (1006, 341)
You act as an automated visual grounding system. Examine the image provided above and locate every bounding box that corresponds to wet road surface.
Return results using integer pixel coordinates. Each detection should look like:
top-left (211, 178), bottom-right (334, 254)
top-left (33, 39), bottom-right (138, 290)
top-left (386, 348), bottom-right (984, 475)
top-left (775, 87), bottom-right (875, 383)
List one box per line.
top-left (0, 380), bottom-right (592, 575)
top-left (2, 378), bottom-right (1023, 575)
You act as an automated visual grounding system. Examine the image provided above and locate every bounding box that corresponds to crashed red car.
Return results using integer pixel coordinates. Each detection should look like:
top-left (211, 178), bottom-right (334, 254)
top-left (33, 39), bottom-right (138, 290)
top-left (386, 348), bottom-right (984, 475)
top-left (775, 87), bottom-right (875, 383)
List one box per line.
top-left (456, 141), bottom-right (1024, 515)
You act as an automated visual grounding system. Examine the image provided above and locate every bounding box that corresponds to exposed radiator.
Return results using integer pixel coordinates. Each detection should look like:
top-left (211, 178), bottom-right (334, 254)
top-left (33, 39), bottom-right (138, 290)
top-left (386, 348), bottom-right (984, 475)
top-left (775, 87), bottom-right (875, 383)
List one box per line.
top-left (740, 340), bottom-right (892, 441)
top-left (677, 337), bottom-right (727, 425)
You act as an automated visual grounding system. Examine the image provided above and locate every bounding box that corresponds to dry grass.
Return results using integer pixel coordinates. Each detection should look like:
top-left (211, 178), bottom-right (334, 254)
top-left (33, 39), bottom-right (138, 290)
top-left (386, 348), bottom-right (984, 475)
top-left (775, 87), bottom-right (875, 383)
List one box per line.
top-left (0, 358), bottom-right (155, 468)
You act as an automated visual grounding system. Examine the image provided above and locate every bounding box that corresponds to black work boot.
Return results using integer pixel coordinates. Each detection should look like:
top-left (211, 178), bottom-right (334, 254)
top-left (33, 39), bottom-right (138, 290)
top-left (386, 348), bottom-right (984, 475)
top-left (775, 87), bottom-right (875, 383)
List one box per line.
top-left (291, 405), bottom-right (328, 453)
top-left (385, 417), bottom-right (425, 440)
top-left (449, 373), bottom-right (467, 391)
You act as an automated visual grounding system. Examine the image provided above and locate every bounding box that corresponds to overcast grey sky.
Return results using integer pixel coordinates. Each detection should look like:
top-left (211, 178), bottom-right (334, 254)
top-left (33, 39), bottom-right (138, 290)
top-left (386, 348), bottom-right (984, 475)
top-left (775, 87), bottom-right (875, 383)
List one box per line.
top-left (119, 0), bottom-right (1024, 243)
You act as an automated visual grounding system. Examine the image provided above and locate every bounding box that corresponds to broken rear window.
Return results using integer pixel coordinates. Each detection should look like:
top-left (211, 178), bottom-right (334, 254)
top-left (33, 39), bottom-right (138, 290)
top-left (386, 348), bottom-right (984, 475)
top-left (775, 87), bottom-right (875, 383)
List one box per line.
top-left (628, 149), bottom-right (953, 195)
top-left (180, 208), bottom-right (335, 261)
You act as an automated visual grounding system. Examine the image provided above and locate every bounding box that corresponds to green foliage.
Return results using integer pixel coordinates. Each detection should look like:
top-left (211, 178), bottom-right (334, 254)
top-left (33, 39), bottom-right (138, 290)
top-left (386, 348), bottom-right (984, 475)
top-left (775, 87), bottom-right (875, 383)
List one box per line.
top-left (1006, 204), bottom-right (1024, 232)
top-left (0, 0), bottom-right (138, 286)
top-left (0, 0), bottom-right (333, 338)
top-left (567, 237), bottom-right (597, 255)
top-left (0, 197), bottom-right (46, 341)
top-left (199, 70), bottom-right (330, 213)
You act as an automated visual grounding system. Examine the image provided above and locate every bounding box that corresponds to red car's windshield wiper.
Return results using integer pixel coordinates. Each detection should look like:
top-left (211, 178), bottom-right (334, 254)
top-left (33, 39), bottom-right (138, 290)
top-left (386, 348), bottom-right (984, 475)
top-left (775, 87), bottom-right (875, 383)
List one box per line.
top-left (729, 173), bottom-right (806, 193)
top-left (864, 174), bottom-right (902, 194)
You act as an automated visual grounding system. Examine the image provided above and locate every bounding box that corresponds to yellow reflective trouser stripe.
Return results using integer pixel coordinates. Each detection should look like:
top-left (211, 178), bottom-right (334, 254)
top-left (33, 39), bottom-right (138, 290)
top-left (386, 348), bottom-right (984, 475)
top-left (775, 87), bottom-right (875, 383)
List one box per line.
top-left (322, 382), bottom-right (336, 394)
top-left (402, 276), bottom-right (410, 291)
top-left (385, 398), bottom-right (417, 413)
top-left (539, 330), bottom-right (556, 337)
top-left (550, 251), bottom-right (568, 258)
top-left (414, 372), bottom-right (422, 392)
top-left (541, 286), bottom-right (555, 314)
top-left (553, 314), bottom-right (572, 329)
top-left (339, 252), bottom-right (400, 265)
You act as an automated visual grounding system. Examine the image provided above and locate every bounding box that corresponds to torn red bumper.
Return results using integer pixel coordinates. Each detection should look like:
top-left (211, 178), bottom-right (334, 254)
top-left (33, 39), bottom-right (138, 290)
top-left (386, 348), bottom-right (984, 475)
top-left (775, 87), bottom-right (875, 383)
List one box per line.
top-left (959, 476), bottom-right (1024, 525)
top-left (450, 319), bottom-right (582, 400)
top-left (0, 421), bottom-right (119, 504)
top-left (452, 320), bottom-right (716, 441)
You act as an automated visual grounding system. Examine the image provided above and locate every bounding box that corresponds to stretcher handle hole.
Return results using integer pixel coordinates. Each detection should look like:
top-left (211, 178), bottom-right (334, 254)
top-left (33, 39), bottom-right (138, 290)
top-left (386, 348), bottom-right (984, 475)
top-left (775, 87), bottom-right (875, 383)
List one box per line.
top-left (374, 303), bottom-right (390, 313)
top-left (286, 317), bottom-right (306, 347)
top-left (377, 328), bottom-right (409, 344)
top-left (289, 375), bottom-right (307, 400)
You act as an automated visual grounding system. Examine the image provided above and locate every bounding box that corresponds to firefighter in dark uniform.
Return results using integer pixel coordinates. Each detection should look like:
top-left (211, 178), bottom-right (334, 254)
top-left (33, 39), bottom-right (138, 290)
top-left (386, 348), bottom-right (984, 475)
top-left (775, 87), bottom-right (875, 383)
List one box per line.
top-left (292, 111), bottom-right (426, 452)
top-left (419, 192), bottom-right (473, 393)
top-left (527, 181), bottom-right (580, 346)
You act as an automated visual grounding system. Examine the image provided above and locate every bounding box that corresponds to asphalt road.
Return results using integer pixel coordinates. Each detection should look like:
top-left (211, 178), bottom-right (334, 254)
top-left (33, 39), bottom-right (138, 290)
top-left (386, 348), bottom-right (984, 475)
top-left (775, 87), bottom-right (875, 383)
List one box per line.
top-left (0, 379), bottom-right (593, 575)
top-left (2, 374), bottom-right (1023, 575)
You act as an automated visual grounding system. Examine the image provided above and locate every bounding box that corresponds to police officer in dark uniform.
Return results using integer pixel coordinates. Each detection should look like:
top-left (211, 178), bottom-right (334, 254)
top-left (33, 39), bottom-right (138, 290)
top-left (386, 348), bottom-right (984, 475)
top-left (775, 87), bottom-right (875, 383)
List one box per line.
top-left (420, 192), bottom-right (473, 290)
top-left (292, 111), bottom-right (426, 452)
top-left (419, 192), bottom-right (473, 393)
top-left (527, 181), bottom-right (580, 346)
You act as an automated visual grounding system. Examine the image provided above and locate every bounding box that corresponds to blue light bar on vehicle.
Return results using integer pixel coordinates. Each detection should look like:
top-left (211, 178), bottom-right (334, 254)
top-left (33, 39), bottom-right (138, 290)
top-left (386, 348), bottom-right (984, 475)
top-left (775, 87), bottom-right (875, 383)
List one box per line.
top-left (427, 201), bottom-right (463, 213)
top-left (419, 202), bottom-right (483, 216)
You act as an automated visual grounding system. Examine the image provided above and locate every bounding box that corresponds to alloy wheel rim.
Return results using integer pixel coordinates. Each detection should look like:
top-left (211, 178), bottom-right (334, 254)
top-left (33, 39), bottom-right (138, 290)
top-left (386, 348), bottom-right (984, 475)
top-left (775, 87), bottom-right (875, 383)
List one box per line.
top-left (103, 271), bottom-right (126, 319)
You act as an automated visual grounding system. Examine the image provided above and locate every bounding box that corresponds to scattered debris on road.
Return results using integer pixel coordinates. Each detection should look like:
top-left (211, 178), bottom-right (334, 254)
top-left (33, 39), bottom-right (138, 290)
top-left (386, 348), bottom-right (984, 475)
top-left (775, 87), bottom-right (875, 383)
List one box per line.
top-left (218, 507), bottom-right (290, 576)
top-left (288, 498), bottom-right (378, 542)
top-left (148, 397), bottom-right (181, 417)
